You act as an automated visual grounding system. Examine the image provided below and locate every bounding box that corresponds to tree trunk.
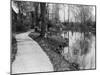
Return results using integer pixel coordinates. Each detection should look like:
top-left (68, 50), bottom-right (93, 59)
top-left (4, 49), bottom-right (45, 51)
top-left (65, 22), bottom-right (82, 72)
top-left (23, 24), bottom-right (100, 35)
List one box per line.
top-left (31, 11), bottom-right (35, 28)
top-left (40, 3), bottom-right (47, 38)
top-left (35, 3), bottom-right (39, 26)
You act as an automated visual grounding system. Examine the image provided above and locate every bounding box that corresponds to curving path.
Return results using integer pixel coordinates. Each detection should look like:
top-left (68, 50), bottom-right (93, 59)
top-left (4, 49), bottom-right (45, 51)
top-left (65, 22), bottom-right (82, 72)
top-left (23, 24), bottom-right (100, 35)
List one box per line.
top-left (12, 31), bottom-right (53, 74)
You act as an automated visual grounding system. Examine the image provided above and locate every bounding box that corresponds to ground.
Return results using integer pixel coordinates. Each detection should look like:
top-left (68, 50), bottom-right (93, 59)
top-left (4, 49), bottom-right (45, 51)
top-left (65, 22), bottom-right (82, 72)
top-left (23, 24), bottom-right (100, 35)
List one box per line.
top-left (29, 31), bottom-right (78, 71)
top-left (12, 31), bottom-right (53, 74)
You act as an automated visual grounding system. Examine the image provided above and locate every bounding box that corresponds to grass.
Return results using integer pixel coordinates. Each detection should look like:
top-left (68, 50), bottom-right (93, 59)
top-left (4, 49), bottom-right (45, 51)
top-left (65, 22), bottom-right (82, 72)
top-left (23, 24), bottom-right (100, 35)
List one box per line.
top-left (29, 32), bottom-right (78, 71)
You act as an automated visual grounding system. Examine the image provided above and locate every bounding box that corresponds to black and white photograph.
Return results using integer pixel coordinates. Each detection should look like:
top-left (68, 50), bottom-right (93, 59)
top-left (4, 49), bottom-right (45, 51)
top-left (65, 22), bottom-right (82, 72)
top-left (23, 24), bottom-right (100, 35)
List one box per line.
top-left (11, 0), bottom-right (96, 74)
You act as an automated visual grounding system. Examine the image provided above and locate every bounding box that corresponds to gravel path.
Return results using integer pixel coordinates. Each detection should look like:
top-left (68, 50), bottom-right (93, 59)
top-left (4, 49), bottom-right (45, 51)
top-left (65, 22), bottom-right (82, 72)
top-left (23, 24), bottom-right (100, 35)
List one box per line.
top-left (12, 31), bottom-right (53, 74)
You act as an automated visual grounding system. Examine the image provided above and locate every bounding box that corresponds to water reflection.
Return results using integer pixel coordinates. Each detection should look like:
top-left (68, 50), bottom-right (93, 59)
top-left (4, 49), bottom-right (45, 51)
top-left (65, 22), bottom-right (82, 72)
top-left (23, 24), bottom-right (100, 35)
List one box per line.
top-left (62, 31), bottom-right (95, 69)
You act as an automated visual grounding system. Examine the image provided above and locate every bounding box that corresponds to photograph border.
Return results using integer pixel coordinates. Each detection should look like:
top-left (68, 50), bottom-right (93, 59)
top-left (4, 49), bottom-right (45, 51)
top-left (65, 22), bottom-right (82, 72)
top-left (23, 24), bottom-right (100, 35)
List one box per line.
top-left (10, 0), bottom-right (96, 74)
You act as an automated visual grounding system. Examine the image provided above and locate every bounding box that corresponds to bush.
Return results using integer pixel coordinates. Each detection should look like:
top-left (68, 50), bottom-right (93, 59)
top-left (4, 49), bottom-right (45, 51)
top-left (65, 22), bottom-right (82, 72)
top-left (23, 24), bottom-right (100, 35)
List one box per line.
top-left (11, 35), bottom-right (17, 63)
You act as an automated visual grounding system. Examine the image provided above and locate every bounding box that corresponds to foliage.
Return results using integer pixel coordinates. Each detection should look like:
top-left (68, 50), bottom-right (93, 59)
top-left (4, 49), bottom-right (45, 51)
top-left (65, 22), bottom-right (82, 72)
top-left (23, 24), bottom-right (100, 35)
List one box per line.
top-left (11, 35), bottom-right (17, 63)
top-left (29, 33), bottom-right (78, 71)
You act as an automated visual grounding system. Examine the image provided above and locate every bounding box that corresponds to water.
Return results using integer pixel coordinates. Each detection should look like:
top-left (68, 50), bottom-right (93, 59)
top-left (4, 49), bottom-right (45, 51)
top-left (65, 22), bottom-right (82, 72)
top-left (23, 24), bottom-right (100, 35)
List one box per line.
top-left (62, 31), bottom-right (95, 69)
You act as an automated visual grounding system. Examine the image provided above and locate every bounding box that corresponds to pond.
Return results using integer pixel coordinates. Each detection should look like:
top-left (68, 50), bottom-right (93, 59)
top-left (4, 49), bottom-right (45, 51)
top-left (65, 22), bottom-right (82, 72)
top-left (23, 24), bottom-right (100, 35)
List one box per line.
top-left (61, 31), bottom-right (96, 69)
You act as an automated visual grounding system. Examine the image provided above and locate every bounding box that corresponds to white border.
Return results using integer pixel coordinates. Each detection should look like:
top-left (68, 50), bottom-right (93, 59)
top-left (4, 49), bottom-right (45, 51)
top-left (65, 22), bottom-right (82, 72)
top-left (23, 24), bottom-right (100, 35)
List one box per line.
top-left (0, 0), bottom-right (99, 75)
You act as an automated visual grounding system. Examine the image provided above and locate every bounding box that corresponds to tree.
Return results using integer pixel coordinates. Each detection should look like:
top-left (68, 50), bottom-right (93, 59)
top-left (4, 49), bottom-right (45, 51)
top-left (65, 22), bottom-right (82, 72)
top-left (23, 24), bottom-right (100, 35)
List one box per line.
top-left (54, 4), bottom-right (60, 23)
top-left (76, 5), bottom-right (93, 24)
top-left (39, 3), bottom-right (47, 37)
top-left (67, 5), bottom-right (93, 24)
top-left (13, 1), bottom-right (35, 31)
top-left (32, 3), bottom-right (39, 28)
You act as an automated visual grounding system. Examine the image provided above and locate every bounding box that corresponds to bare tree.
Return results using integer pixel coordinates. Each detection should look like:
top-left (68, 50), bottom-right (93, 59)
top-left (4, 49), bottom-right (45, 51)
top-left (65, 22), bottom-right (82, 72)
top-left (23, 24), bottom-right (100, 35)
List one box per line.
top-left (39, 3), bottom-right (47, 37)
top-left (76, 5), bottom-right (93, 24)
top-left (67, 5), bottom-right (93, 23)
top-left (54, 4), bottom-right (60, 23)
top-left (34, 3), bottom-right (39, 27)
